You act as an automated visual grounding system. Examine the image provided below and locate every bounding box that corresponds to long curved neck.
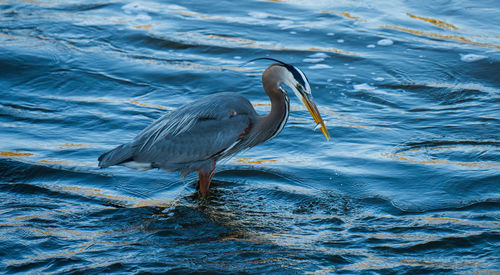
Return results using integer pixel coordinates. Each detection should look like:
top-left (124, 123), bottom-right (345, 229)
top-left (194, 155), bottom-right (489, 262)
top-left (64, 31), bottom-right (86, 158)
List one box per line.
top-left (255, 66), bottom-right (290, 142)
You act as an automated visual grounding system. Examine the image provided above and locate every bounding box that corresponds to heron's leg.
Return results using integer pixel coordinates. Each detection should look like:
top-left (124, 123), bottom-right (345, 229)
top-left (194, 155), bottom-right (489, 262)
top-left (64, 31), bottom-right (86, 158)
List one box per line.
top-left (197, 168), bottom-right (214, 198)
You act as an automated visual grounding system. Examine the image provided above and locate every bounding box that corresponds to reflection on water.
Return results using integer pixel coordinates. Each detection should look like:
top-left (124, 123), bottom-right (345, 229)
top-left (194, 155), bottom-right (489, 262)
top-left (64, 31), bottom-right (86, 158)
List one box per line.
top-left (1, 0), bottom-right (499, 273)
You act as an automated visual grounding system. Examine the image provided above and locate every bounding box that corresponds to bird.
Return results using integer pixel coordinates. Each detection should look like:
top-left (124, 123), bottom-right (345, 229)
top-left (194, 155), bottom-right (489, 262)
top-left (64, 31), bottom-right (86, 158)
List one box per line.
top-left (98, 58), bottom-right (330, 198)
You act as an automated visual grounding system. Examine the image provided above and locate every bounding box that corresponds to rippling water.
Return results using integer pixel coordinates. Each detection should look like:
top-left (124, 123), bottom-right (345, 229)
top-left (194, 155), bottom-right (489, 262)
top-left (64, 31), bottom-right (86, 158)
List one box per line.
top-left (1, 0), bottom-right (499, 273)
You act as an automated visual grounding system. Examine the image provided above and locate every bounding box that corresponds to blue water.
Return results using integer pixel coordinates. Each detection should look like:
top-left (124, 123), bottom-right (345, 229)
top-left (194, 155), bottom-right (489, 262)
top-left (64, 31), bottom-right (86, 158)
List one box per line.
top-left (1, 0), bottom-right (499, 273)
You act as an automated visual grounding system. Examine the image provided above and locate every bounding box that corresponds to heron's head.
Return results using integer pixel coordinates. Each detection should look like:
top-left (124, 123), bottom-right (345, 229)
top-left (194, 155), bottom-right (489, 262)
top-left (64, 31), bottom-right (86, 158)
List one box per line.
top-left (248, 58), bottom-right (331, 140)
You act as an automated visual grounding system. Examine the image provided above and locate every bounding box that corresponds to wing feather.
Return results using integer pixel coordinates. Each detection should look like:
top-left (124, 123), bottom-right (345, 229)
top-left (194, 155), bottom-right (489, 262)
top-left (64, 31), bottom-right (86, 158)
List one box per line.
top-left (130, 92), bottom-right (256, 164)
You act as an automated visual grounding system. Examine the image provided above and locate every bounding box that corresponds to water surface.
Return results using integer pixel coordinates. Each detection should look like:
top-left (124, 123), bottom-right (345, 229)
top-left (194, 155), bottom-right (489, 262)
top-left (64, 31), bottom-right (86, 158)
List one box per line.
top-left (1, 0), bottom-right (499, 273)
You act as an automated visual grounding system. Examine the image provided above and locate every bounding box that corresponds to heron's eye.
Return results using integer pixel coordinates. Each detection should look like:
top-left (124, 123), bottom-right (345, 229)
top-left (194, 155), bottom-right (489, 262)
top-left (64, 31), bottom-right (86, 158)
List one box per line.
top-left (296, 84), bottom-right (302, 90)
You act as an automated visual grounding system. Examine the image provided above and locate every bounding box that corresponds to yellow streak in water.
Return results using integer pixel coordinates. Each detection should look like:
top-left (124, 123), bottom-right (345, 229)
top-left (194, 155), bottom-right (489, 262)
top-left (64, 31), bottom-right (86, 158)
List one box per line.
top-left (59, 143), bottom-right (88, 149)
top-left (234, 157), bottom-right (278, 165)
top-left (382, 151), bottom-right (500, 168)
top-left (406, 13), bottom-right (458, 30)
top-left (134, 24), bottom-right (152, 30)
top-left (38, 158), bottom-right (65, 164)
top-left (129, 100), bottom-right (168, 110)
top-left (56, 185), bottom-right (176, 208)
top-left (0, 151), bottom-right (33, 157)
top-left (344, 254), bottom-right (493, 272)
top-left (319, 10), bottom-right (360, 20)
top-left (218, 231), bottom-right (261, 243)
top-left (174, 10), bottom-right (246, 23)
top-left (420, 217), bottom-right (499, 228)
top-left (23, 0), bottom-right (40, 5)
top-left (199, 34), bottom-right (357, 56)
top-left (207, 34), bottom-right (256, 44)
top-left (306, 47), bottom-right (355, 55)
top-left (380, 25), bottom-right (500, 49)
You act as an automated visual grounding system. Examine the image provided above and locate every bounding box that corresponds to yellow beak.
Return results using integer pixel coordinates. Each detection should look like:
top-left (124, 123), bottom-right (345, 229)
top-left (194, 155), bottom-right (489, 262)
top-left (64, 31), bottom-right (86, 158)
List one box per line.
top-left (301, 95), bottom-right (331, 140)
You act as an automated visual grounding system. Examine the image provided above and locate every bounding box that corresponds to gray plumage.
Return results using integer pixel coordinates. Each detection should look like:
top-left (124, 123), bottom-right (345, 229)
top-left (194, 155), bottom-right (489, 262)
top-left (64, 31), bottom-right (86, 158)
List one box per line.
top-left (98, 58), bottom-right (330, 197)
top-left (99, 93), bottom-right (257, 175)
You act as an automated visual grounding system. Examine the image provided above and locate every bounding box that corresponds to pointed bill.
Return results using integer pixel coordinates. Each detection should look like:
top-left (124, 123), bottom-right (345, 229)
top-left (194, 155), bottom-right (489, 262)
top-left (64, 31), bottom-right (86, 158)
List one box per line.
top-left (300, 94), bottom-right (331, 140)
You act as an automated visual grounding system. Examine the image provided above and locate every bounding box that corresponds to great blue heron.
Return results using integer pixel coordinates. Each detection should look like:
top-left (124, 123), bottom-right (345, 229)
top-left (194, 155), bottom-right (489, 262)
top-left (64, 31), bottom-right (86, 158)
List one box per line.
top-left (98, 58), bottom-right (330, 197)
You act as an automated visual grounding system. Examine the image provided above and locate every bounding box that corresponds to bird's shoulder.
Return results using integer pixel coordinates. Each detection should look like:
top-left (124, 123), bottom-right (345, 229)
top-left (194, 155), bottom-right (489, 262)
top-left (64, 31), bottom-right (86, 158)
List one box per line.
top-left (181, 92), bottom-right (256, 117)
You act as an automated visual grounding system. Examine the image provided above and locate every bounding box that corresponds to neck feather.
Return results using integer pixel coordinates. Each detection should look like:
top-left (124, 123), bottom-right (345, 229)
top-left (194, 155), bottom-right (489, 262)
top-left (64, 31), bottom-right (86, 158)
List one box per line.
top-left (259, 82), bottom-right (290, 141)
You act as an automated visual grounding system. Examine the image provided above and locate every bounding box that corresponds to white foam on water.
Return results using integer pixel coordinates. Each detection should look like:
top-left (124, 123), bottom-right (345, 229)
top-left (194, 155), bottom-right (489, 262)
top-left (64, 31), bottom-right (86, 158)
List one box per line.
top-left (166, 4), bottom-right (187, 11)
top-left (308, 52), bottom-right (329, 58)
top-left (327, 32), bottom-right (335, 36)
top-left (367, 44), bottom-right (376, 48)
top-left (460, 54), bottom-right (487, 62)
top-left (337, 39), bottom-right (344, 43)
top-left (303, 58), bottom-right (325, 63)
top-left (308, 64), bottom-right (333, 69)
top-left (377, 39), bottom-right (394, 46)
top-left (353, 83), bottom-right (375, 90)
top-left (136, 13), bottom-right (151, 20)
top-left (278, 20), bottom-right (295, 29)
top-left (248, 11), bottom-right (269, 19)
top-left (373, 77), bottom-right (385, 81)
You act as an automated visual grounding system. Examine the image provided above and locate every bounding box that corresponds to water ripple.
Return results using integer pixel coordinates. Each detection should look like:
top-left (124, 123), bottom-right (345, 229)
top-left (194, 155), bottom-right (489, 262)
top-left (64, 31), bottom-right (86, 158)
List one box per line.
top-left (1, 0), bottom-right (499, 273)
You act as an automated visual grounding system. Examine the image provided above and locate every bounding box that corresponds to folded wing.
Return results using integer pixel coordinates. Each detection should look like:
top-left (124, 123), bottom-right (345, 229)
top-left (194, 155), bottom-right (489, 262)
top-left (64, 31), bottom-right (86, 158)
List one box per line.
top-left (99, 92), bottom-right (257, 170)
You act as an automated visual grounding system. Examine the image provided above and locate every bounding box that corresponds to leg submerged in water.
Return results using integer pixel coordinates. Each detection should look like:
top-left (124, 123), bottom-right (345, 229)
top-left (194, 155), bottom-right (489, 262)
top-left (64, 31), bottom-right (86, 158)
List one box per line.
top-left (197, 168), bottom-right (214, 198)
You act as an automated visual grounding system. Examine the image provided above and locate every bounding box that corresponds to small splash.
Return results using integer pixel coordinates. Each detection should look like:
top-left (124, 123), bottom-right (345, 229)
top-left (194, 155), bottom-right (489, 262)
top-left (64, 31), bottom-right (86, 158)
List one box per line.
top-left (460, 54), bottom-right (487, 62)
top-left (303, 53), bottom-right (329, 63)
top-left (248, 11), bottom-right (269, 19)
top-left (303, 58), bottom-right (325, 63)
top-left (166, 4), bottom-right (187, 11)
top-left (135, 13), bottom-right (152, 21)
top-left (367, 44), bottom-right (376, 48)
top-left (377, 39), bottom-right (394, 46)
top-left (308, 52), bottom-right (329, 58)
top-left (277, 20), bottom-right (294, 29)
top-left (308, 64), bottom-right (332, 69)
top-left (353, 83), bottom-right (375, 90)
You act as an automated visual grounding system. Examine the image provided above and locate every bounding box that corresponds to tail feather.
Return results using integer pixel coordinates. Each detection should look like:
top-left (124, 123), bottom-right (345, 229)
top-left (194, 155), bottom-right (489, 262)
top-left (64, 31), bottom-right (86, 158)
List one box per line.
top-left (98, 143), bottom-right (133, 168)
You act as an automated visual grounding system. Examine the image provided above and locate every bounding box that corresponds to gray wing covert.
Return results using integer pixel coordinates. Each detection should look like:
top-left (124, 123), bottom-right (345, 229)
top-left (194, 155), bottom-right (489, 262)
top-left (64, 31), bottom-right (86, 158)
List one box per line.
top-left (131, 92), bottom-right (256, 164)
